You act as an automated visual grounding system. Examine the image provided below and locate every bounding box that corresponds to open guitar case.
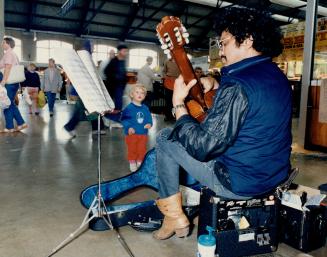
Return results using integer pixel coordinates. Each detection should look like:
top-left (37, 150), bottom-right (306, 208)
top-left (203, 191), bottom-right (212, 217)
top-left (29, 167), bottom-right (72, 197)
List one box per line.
top-left (80, 149), bottom-right (201, 232)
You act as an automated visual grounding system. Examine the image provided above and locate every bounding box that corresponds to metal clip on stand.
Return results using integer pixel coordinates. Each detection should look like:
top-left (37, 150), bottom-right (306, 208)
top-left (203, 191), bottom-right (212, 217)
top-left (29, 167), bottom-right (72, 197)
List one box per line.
top-left (47, 114), bottom-right (135, 257)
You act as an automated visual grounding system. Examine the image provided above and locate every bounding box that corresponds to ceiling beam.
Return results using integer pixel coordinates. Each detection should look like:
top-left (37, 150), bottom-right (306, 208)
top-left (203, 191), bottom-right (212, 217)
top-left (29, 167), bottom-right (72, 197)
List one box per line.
top-left (189, 1), bottom-right (224, 49)
top-left (5, 10), bottom-right (155, 32)
top-left (5, 8), bottom-right (209, 30)
top-left (128, 0), bottom-right (172, 35)
top-left (26, 0), bottom-right (37, 32)
top-left (76, 0), bottom-right (93, 36)
top-left (119, 2), bottom-right (141, 41)
top-left (11, 0), bottom-right (211, 19)
top-left (81, 0), bottom-right (107, 34)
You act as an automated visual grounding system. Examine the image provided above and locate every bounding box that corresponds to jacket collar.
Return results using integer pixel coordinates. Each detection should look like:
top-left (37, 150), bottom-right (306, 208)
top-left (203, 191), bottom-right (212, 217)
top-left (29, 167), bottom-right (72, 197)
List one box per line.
top-left (221, 55), bottom-right (271, 76)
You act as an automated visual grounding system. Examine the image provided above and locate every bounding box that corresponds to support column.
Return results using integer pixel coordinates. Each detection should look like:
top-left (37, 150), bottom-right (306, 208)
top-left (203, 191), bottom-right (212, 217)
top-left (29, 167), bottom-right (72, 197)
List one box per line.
top-left (0, 0), bottom-right (4, 59)
top-left (298, 0), bottom-right (318, 147)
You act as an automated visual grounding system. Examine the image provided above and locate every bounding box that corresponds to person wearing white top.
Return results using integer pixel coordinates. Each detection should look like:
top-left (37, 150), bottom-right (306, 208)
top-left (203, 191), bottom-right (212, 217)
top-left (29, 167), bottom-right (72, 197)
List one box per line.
top-left (137, 56), bottom-right (159, 108)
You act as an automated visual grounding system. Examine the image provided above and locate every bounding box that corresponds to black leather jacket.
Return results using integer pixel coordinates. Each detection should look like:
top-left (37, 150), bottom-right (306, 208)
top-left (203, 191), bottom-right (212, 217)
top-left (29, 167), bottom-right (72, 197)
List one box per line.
top-left (169, 83), bottom-right (248, 162)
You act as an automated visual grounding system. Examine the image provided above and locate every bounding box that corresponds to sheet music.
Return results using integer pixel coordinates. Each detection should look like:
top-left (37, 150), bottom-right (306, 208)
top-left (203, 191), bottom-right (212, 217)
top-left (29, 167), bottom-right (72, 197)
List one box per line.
top-left (77, 50), bottom-right (114, 109)
top-left (53, 48), bottom-right (114, 114)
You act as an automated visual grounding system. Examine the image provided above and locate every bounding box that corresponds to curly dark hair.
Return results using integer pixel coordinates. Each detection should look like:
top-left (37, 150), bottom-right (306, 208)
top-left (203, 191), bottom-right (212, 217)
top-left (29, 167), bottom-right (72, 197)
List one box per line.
top-left (214, 7), bottom-right (283, 58)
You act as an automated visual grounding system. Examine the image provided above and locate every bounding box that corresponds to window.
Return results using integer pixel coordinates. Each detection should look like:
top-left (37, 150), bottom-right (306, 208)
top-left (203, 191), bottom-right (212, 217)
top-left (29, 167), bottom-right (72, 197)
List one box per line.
top-left (129, 48), bottom-right (158, 69)
top-left (36, 40), bottom-right (73, 63)
top-left (93, 44), bottom-right (116, 64)
top-left (4, 36), bottom-right (22, 61)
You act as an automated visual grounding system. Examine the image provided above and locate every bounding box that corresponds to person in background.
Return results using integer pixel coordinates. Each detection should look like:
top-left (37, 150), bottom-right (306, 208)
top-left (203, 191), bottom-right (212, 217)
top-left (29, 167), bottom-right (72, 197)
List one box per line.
top-left (194, 66), bottom-right (204, 80)
top-left (162, 58), bottom-right (180, 121)
top-left (42, 58), bottom-right (62, 117)
top-left (0, 37), bottom-right (27, 132)
top-left (137, 56), bottom-right (159, 108)
top-left (63, 79), bottom-right (84, 138)
top-left (121, 85), bottom-right (152, 172)
top-left (104, 44), bottom-right (128, 127)
top-left (99, 49), bottom-right (116, 97)
top-left (194, 66), bottom-right (219, 93)
top-left (152, 7), bottom-right (291, 240)
top-left (21, 63), bottom-right (41, 115)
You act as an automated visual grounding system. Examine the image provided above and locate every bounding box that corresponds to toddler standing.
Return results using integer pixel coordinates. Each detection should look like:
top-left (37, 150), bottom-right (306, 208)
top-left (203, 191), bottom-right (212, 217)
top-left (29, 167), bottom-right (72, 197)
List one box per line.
top-left (121, 85), bottom-right (152, 172)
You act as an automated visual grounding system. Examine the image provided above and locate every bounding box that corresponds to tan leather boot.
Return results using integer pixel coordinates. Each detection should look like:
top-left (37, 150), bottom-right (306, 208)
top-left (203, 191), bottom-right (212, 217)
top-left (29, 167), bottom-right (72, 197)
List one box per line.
top-left (153, 192), bottom-right (190, 240)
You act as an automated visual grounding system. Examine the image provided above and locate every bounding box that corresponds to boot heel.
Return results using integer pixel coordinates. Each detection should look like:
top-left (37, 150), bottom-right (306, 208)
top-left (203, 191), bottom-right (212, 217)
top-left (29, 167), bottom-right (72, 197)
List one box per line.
top-left (175, 226), bottom-right (189, 238)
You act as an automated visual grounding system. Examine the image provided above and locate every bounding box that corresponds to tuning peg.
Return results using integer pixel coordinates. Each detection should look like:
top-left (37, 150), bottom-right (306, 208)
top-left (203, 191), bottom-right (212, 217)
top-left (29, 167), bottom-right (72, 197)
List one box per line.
top-left (161, 44), bottom-right (168, 50)
top-left (185, 38), bottom-right (189, 44)
top-left (177, 36), bottom-right (182, 43)
top-left (167, 53), bottom-right (172, 59)
top-left (181, 25), bottom-right (187, 33)
top-left (182, 32), bottom-right (189, 38)
top-left (167, 42), bottom-right (172, 48)
top-left (164, 49), bottom-right (170, 55)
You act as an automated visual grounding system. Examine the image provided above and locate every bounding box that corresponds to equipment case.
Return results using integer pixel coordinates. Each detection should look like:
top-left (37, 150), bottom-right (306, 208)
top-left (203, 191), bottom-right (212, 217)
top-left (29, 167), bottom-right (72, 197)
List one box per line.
top-left (198, 187), bottom-right (279, 257)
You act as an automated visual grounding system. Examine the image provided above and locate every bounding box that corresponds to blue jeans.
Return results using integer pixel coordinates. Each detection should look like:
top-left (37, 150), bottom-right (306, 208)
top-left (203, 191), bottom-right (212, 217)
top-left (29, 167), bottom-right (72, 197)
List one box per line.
top-left (64, 98), bottom-right (86, 131)
top-left (113, 85), bottom-right (125, 110)
top-left (4, 83), bottom-right (25, 129)
top-left (46, 92), bottom-right (56, 113)
top-left (156, 128), bottom-right (250, 200)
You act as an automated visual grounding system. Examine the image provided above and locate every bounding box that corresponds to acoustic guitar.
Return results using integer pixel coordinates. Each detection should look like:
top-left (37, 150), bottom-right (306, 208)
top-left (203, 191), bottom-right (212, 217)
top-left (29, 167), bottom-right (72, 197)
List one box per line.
top-left (156, 16), bottom-right (216, 122)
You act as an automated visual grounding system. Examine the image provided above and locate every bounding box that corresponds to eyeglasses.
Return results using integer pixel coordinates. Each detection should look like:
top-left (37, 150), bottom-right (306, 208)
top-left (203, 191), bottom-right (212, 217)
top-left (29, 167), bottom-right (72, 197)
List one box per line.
top-left (218, 36), bottom-right (233, 49)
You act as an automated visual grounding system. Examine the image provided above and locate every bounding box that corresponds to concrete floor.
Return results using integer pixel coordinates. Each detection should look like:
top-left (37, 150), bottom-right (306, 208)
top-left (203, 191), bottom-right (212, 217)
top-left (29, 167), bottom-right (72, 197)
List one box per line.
top-left (0, 102), bottom-right (326, 257)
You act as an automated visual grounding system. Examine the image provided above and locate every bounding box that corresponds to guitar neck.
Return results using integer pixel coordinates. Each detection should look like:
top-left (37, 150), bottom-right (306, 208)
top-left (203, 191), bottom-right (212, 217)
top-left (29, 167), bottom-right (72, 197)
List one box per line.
top-left (171, 48), bottom-right (197, 84)
top-left (171, 48), bottom-right (206, 108)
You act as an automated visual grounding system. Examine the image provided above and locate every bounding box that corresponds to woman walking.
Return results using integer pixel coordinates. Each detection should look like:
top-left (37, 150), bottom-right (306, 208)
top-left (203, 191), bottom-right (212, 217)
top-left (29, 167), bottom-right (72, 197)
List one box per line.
top-left (0, 37), bottom-right (27, 133)
top-left (22, 63), bottom-right (41, 115)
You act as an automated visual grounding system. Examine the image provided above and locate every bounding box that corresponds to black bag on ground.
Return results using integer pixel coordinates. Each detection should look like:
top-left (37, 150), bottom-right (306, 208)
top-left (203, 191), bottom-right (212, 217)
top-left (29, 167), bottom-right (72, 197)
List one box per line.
top-left (198, 187), bottom-right (279, 257)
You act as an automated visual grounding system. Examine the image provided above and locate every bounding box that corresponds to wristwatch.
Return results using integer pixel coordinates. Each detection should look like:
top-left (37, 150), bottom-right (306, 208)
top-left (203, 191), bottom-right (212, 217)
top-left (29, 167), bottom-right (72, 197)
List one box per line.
top-left (171, 104), bottom-right (186, 117)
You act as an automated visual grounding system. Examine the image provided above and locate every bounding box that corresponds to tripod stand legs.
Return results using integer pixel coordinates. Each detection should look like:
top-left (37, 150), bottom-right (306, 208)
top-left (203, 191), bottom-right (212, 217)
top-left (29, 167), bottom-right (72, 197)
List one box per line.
top-left (47, 114), bottom-right (135, 257)
top-left (47, 197), bottom-right (97, 257)
top-left (47, 195), bottom-right (135, 257)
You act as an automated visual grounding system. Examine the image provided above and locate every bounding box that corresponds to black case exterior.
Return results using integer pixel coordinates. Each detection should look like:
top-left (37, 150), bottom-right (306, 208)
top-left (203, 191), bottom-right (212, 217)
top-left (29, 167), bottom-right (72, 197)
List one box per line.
top-left (198, 187), bottom-right (279, 257)
top-left (279, 204), bottom-right (327, 252)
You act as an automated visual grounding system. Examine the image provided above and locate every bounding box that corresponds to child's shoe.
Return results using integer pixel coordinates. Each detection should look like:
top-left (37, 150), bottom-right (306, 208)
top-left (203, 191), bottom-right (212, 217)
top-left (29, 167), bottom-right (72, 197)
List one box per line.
top-left (129, 161), bottom-right (138, 172)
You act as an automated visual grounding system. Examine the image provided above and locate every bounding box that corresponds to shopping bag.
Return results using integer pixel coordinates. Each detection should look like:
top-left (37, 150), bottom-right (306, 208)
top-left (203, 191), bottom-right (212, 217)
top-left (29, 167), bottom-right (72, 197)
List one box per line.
top-left (0, 86), bottom-right (10, 109)
top-left (23, 88), bottom-right (32, 106)
top-left (37, 90), bottom-right (46, 108)
top-left (0, 65), bottom-right (26, 84)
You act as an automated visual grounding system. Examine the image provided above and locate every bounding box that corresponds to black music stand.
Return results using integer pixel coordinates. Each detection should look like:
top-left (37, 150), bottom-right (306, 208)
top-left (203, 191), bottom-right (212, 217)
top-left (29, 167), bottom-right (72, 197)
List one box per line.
top-left (47, 114), bottom-right (135, 257)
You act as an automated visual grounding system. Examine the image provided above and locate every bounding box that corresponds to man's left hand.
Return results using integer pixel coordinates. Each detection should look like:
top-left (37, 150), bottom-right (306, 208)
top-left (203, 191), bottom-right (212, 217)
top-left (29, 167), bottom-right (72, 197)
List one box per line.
top-left (172, 75), bottom-right (197, 106)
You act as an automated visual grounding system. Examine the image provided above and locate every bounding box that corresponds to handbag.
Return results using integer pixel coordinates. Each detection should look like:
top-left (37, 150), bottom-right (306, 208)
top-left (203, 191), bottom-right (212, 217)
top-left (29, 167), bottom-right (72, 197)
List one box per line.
top-left (0, 86), bottom-right (10, 109)
top-left (37, 90), bottom-right (46, 108)
top-left (1, 65), bottom-right (26, 84)
top-left (23, 87), bottom-right (32, 106)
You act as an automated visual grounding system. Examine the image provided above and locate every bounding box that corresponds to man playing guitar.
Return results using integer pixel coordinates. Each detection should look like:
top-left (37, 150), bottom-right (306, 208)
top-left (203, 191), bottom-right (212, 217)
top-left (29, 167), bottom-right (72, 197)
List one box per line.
top-left (153, 7), bottom-right (292, 240)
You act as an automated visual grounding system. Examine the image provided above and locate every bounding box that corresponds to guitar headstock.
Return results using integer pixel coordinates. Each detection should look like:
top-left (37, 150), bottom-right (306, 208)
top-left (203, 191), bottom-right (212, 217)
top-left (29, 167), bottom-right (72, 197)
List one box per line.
top-left (156, 16), bottom-right (190, 59)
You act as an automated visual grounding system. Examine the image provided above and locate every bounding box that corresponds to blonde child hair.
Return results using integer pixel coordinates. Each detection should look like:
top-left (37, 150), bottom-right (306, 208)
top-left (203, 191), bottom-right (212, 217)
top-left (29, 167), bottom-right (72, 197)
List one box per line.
top-left (129, 84), bottom-right (147, 99)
